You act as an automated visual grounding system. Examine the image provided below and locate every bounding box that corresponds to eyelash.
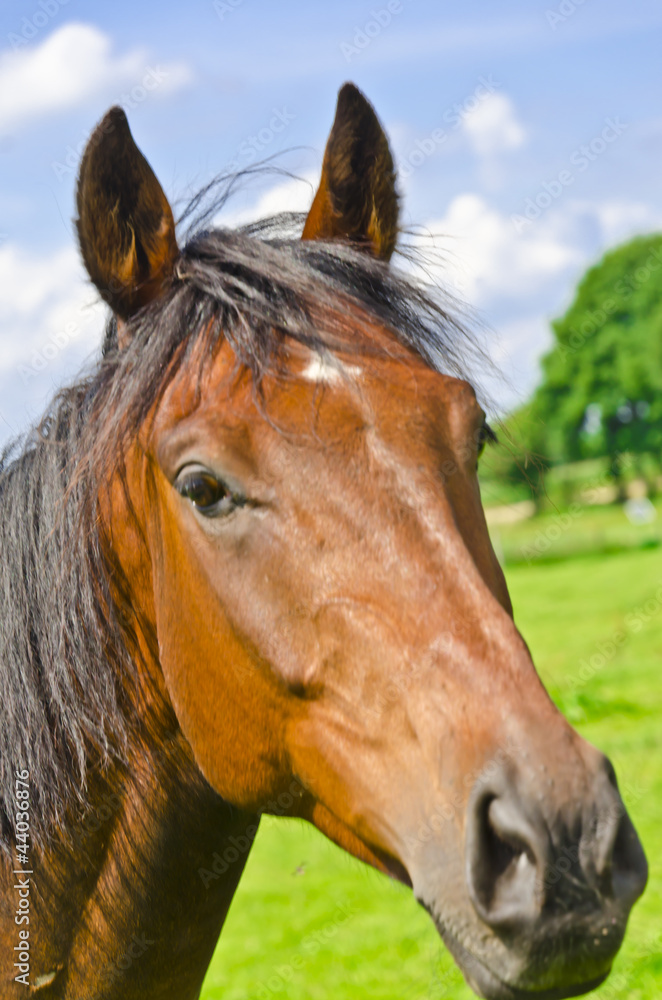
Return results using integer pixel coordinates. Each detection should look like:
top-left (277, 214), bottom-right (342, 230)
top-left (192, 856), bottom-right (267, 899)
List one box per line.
top-left (477, 422), bottom-right (497, 460)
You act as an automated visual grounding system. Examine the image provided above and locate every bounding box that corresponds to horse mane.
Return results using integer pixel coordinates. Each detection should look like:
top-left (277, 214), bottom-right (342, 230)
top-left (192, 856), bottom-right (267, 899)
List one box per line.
top-left (0, 387), bottom-right (139, 853)
top-left (0, 205), bottom-right (486, 852)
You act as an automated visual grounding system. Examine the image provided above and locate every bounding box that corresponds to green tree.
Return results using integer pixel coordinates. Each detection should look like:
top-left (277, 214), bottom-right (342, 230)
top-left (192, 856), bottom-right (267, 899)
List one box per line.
top-left (529, 234), bottom-right (662, 475)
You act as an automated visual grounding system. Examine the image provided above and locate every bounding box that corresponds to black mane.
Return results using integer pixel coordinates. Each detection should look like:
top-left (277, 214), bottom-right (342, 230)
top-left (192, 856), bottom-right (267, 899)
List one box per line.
top-left (0, 211), bottom-right (484, 851)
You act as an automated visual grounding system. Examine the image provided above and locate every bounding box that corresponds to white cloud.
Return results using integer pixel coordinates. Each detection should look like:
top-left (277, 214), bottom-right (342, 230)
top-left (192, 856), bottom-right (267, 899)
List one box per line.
top-left (0, 242), bottom-right (106, 440)
top-left (462, 92), bottom-right (526, 157)
top-left (0, 23), bottom-right (191, 135)
top-left (573, 199), bottom-right (662, 245)
top-left (419, 193), bottom-right (582, 304)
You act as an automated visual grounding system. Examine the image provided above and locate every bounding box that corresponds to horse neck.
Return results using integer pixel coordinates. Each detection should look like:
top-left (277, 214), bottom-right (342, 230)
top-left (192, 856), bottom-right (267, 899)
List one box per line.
top-left (70, 734), bottom-right (260, 999)
top-left (1, 732), bottom-right (259, 999)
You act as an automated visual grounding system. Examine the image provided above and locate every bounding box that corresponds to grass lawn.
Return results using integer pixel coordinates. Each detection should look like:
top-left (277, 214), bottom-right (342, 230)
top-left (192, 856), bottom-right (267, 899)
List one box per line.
top-left (200, 545), bottom-right (662, 1000)
top-left (489, 496), bottom-right (662, 567)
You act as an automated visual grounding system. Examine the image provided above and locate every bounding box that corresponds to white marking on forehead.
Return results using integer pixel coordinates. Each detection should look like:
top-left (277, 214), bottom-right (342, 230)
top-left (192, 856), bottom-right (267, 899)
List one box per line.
top-left (301, 351), bottom-right (362, 384)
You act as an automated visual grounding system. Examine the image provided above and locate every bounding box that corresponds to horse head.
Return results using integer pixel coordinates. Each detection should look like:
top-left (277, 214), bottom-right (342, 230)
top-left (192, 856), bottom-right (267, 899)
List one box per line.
top-left (75, 84), bottom-right (647, 999)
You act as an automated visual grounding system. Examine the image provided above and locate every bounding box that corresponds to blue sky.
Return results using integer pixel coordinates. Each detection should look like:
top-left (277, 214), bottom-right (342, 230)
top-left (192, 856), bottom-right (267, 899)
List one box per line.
top-left (1, 0), bottom-right (662, 440)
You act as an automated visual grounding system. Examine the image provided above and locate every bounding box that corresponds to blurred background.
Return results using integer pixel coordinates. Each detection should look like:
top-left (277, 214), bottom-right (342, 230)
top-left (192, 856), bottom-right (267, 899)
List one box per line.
top-left (1, 1), bottom-right (660, 997)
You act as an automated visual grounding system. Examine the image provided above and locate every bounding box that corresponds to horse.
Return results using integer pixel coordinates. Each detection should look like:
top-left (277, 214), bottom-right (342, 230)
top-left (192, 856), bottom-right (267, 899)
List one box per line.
top-left (0, 83), bottom-right (647, 1000)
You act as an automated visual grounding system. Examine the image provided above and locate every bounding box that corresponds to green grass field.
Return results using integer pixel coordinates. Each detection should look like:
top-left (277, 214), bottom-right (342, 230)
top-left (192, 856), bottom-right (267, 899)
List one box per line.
top-left (489, 496), bottom-right (662, 567)
top-left (200, 541), bottom-right (662, 1000)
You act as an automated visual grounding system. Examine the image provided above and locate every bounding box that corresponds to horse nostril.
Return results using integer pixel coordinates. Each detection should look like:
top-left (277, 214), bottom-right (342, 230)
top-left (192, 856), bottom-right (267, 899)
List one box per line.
top-left (466, 791), bottom-right (544, 931)
top-left (466, 755), bottom-right (648, 937)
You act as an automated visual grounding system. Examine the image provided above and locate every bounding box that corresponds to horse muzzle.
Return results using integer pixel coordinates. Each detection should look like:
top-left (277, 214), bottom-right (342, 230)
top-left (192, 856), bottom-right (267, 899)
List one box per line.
top-left (414, 749), bottom-right (647, 999)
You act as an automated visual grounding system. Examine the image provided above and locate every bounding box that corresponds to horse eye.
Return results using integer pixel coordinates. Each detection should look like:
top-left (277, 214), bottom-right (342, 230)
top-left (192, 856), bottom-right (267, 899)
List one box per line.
top-left (476, 422), bottom-right (497, 461)
top-left (175, 470), bottom-right (242, 517)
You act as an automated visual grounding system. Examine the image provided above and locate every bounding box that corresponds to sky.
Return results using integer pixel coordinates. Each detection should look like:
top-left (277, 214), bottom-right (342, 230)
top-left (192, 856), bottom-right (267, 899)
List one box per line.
top-left (1, 0), bottom-right (662, 441)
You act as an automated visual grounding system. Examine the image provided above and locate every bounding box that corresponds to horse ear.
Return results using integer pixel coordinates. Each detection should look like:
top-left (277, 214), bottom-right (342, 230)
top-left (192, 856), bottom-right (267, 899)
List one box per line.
top-left (302, 83), bottom-right (399, 261)
top-left (76, 107), bottom-right (178, 322)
